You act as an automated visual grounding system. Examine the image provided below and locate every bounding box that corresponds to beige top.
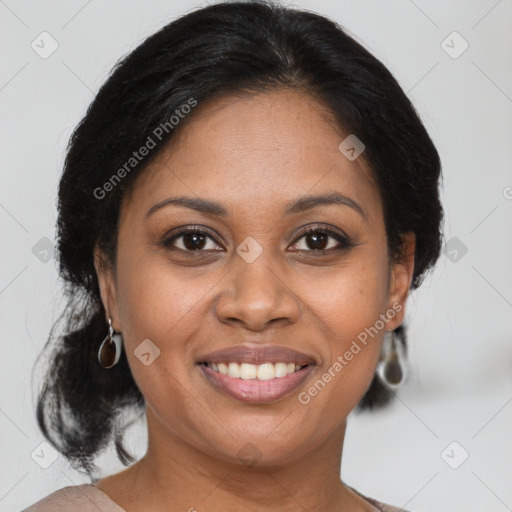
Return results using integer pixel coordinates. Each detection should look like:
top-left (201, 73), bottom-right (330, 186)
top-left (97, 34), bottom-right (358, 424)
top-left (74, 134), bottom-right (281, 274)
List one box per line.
top-left (21, 483), bottom-right (410, 512)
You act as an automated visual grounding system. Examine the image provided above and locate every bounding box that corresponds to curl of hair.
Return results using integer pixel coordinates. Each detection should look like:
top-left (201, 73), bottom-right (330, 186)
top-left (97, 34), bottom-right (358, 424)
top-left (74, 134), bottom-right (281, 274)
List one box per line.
top-left (34, 0), bottom-right (443, 476)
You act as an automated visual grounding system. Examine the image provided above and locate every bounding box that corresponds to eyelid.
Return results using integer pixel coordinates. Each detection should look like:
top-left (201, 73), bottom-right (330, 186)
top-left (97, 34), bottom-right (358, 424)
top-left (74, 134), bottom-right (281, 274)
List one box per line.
top-left (163, 224), bottom-right (223, 242)
top-left (291, 223), bottom-right (349, 242)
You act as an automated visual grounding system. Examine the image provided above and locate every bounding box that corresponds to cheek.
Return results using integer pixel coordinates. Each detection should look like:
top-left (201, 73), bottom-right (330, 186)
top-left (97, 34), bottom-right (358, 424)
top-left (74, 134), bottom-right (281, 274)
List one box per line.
top-left (306, 253), bottom-right (390, 338)
top-left (305, 255), bottom-right (389, 406)
top-left (113, 258), bottom-right (207, 416)
top-left (115, 249), bottom-right (208, 343)
top-left (113, 251), bottom-right (216, 404)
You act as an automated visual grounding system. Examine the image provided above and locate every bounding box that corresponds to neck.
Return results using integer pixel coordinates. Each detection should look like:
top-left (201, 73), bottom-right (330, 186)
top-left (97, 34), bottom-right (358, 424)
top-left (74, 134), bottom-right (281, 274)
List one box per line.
top-left (101, 406), bottom-right (373, 512)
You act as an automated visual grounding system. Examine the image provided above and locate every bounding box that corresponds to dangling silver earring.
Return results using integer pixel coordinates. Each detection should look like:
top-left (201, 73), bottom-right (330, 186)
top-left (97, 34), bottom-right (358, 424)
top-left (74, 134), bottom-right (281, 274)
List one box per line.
top-left (98, 317), bottom-right (123, 369)
top-left (377, 329), bottom-right (406, 389)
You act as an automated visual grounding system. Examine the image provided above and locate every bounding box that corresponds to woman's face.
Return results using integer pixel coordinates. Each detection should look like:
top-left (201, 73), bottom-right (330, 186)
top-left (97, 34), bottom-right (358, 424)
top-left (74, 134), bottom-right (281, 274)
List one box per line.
top-left (95, 89), bottom-right (414, 466)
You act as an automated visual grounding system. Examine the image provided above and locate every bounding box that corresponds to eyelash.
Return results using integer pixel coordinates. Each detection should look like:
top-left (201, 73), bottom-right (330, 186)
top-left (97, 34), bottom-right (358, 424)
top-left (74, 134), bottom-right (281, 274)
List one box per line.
top-left (161, 224), bottom-right (354, 255)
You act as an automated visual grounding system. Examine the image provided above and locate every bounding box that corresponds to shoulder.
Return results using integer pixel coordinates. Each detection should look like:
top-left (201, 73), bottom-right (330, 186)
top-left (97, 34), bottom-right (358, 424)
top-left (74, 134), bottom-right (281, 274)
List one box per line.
top-left (365, 496), bottom-right (411, 512)
top-left (348, 485), bottom-right (412, 512)
top-left (21, 483), bottom-right (126, 512)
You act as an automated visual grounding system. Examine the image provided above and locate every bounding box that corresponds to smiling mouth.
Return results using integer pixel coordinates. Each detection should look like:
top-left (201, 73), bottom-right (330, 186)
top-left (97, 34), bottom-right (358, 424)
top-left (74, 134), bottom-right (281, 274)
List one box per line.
top-left (198, 361), bottom-right (312, 380)
top-left (197, 361), bottom-right (316, 404)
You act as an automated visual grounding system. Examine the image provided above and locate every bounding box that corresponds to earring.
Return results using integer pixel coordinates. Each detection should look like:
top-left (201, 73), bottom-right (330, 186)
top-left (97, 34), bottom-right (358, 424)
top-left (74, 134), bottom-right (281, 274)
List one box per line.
top-left (377, 329), bottom-right (405, 389)
top-left (98, 317), bottom-right (123, 369)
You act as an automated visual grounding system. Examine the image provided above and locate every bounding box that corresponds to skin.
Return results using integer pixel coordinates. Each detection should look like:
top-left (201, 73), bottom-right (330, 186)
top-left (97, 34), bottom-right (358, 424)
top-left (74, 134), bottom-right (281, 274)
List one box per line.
top-left (93, 89), bottom-right (415, 512)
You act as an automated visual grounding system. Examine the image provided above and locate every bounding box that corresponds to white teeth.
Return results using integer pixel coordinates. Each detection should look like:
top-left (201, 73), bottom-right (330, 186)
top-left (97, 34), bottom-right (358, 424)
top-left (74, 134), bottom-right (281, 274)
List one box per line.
top-left (227, 362), bottom-right (240, 378)
top-left (205, 361), bottom-right (306, 379)
top-left (257, 363), bottom-right (274, 380)
top-left (274, 362), bottom-right (288, 378)
top-left (240, 363), bottom-right (257, 380)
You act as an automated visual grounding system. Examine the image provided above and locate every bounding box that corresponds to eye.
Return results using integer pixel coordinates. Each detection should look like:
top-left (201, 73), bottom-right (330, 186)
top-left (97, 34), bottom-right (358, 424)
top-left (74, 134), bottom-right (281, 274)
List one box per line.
top-left (161, 224), bottom-right (353, 254)
top-left (162, 227), bottom-right (223, 252)
top-left (289, 225), bottom-right (353, 253)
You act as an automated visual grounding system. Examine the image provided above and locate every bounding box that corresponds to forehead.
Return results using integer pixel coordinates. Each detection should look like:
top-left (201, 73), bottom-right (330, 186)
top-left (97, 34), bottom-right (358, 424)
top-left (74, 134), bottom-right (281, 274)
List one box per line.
top-left (122, 89), bottom-right (381, 220)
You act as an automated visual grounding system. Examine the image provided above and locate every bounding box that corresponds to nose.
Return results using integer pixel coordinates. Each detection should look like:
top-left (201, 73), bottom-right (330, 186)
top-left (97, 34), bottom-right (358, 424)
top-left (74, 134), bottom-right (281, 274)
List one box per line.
top-left (214, 253), bottom-right (300, 331)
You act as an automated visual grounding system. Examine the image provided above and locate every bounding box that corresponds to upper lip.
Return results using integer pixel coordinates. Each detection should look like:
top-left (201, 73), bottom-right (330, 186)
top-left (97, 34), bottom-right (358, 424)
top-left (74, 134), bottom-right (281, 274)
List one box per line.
top-left (196, 343), bottom-right (317, 366)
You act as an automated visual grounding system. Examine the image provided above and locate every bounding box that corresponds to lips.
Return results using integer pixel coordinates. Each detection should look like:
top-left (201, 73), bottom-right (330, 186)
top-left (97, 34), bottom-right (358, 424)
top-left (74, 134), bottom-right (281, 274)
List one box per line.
top-left (196, 343), bottom-right (318, 403)
top-left (198, 362), bottom-right (315, 403)
top-left (195, 343), bottom-right (317, 366)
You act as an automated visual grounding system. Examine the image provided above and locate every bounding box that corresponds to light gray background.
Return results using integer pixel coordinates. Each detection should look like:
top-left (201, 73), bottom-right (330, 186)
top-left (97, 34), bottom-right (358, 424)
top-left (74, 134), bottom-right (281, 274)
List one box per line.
top-left (1, 1), bottom-right (511, 511)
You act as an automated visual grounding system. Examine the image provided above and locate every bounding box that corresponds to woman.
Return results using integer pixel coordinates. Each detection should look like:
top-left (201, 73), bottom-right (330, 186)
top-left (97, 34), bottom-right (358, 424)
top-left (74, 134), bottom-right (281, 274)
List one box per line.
top-left (23, 1), bottom-right (443, 511)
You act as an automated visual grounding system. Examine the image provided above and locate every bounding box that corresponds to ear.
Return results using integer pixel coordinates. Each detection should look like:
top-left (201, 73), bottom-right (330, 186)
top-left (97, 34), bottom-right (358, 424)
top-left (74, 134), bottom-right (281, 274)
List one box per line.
top-left (93, 244), bottom-right (121, 332)
top-left (385, 232), bottom-right (416, 330)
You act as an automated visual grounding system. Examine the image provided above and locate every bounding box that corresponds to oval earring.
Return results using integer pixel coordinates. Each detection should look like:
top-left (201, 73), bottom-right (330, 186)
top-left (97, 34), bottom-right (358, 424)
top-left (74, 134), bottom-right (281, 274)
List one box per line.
top-left (377, 328), bottom-right (406, 389)
top-left (98, 317), bottom-right (123, 369)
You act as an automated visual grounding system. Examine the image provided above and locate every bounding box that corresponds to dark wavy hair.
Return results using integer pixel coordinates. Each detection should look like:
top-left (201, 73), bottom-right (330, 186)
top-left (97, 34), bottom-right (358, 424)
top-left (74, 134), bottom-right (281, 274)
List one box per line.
top-left (33, 0), bottom-right (443, 478)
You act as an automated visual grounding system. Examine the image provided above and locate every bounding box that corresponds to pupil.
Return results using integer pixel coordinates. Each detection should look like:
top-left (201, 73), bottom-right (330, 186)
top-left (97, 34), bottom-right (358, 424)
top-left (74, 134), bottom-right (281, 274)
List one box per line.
top-left (184, 233), bottom-right (205, 250)
top-left (308, 233), bottom-right (327, 250)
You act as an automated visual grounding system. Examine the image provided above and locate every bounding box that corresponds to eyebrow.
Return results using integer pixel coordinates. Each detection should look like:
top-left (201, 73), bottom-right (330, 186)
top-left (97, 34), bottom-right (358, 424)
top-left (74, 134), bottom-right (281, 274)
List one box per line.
top-left (145, 192), bottom-right (367, 220)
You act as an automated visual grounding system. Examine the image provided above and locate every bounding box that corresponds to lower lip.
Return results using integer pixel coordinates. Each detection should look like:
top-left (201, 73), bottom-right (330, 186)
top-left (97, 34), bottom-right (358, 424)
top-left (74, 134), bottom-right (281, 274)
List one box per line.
top-left (197, 363), bottom-right (315, 404)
